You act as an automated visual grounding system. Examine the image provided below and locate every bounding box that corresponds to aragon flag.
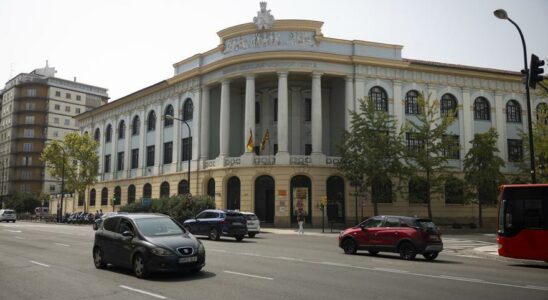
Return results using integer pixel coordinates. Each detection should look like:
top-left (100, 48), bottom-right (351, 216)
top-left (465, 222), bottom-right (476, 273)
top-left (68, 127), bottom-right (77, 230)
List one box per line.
top-left (260, 129), bottom-right (270, 151)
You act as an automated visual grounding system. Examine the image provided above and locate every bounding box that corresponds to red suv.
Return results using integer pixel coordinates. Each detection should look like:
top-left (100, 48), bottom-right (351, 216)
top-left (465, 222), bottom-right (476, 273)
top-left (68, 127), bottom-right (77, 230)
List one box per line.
top-left (338, 215), bottom-right (443, 260)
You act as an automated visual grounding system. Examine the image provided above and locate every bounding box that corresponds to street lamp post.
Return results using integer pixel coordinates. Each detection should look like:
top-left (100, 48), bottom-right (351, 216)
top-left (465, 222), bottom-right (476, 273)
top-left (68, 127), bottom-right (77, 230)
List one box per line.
top-left (165, 114), bottom-right (192, 194)
top-left (494, 9), bottom-right (537, 183)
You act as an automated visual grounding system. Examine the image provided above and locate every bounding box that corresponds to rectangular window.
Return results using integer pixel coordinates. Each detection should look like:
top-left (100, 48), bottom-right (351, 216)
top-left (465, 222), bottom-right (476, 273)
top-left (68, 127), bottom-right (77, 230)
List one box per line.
top-left (442, 135), bottom-right (460, 159)
top-left (22, 156), bottom-right (32, 166)
top-left (274, 143), bottom-right (278, 155)
top-left (147, 146), bottom-right (155, 167)
top-left (305, 98), bottom-right (312, 122)
top-left (23, 129), bottom-right (34, 137)
top-left (508, 139), bottom-right (523, 162)
top-left (54, 117), bottom-right (60, 124)
top-left (104, 155), bottom-right (111, 173)
top-left (25, 116), bottom-right (35, 124)
top-left (54, 104), bottom-right (60, 110)
top-left (50, 185), bottom-right (56, 192)
top-left (117, 152), bottom-right (124, 171)
top-left (131, 149), bottom-right (139, 169)
top-left (55, 91), bottom-right (61, 97)
top-left (23, 143), bottom-right (33, 152)
top-left (65, 106), bottom-right (70, 112)
top-left (255, 102), bottom-right (261, 124)
top-left (273, 98), bottom-right (278, 122)
top-left (76, 95), bottom-right (81, 101)
top-left (27, 89), bottom-right (36, 97)
top-left (64, 119), bottom-right (70, 126)
top-left (75, 108), bottom-right (81, 114)
top-left (25, 102), bottom-right (36, 110)
top-left (406, 132), bottom-right (424, 153)
top-left (21, 170), bottom-right (31, 179)
top-left (182, 138), bottom-right (192, 161)
top-left (305, 144), bottom-right (312, 155)
top-left (66, 93), bottom-right (71, 99)
top-left (164, 142), bottom-right (173, 164)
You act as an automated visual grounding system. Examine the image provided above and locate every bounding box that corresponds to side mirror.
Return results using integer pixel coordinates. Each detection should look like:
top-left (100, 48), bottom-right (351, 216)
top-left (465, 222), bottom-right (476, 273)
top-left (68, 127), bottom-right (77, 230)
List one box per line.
top-left (122, 230), bottom-right (134, 237)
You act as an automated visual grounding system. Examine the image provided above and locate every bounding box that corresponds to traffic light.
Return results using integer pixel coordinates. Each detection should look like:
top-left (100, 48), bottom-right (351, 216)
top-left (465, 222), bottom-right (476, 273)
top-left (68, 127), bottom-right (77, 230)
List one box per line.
top-left (529, 54), bottom-right (545, 89)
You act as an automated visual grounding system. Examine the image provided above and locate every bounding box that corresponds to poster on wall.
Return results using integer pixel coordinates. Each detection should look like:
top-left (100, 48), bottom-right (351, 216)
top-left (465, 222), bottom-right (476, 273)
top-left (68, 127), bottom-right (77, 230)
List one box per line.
top-left (293, 187), bottom-right (308, 215)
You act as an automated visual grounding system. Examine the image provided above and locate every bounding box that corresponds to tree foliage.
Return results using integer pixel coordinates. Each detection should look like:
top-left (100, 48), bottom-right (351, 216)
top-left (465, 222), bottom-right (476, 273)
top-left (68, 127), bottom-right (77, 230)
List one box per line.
top-left (519, 108), bottom-right (548, 183)
top-left (404, 93), bottom-right (456, 219)
top-left (41, 132), bottom-right (99, 212)
top-left (463, 128), bottom-right (506, 228)
top-left (337, 97), bottom-right (409, 217)
top-left (3, 192), bottom-right (45, 213)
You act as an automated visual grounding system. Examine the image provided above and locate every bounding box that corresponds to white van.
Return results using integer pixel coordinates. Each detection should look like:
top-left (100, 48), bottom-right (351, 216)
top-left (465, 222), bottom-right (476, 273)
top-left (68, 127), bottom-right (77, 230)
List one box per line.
top-left (0, 209), bottom-right (16, 222)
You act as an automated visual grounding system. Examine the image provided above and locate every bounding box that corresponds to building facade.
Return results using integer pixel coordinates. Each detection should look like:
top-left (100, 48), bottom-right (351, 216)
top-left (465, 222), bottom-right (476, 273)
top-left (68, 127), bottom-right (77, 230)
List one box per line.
top-left (75, 4), bottom-right (547, 227)
top-left (0, 64), bottom-right (108, 200)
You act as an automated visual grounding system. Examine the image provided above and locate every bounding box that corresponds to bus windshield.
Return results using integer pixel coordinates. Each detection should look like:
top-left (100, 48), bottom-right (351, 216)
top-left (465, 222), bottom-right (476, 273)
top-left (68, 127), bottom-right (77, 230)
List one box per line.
top-left (500, 186), bottom-right (548, 235)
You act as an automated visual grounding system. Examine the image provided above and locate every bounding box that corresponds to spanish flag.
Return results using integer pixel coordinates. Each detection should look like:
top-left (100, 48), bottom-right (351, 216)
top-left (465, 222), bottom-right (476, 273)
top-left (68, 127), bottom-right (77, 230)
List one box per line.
top-left (260, 129), bottom-right (270, 151)
top-left (246, 129), bottom-right (254, 152)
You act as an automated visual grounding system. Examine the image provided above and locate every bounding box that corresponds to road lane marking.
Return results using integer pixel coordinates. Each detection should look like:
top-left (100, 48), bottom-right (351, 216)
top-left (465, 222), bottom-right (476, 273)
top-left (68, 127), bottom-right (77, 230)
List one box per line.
top-left (54, 243), bottom-right (70, 247)
top-left (224, 270), bottom-right (273, 280)
top-left (4, 229), bottom-right (22, 233)
top-left (29, 260), bottom-right (50, 267)
top-left (374, 267), bottom-right (410, 274)
top-left (456, 255), bottom-right (481, 259)
top-left (14, 236), bottom-right (25, 240)
top-left (119, 285), bottom-right (166, 299)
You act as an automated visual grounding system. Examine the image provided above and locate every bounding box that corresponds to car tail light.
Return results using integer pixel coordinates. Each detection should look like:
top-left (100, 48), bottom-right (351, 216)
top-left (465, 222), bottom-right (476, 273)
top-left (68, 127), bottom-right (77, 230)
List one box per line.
top-left (221, 219), bottom-right (229, 225)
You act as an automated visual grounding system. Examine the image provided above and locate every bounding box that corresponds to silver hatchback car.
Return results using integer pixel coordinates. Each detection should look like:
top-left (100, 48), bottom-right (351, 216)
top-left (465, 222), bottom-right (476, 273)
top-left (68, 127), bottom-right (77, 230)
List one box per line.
top-left (241, 212), bottom-right (260, 238)
top-left (0, 209), bottom-right (16, 223)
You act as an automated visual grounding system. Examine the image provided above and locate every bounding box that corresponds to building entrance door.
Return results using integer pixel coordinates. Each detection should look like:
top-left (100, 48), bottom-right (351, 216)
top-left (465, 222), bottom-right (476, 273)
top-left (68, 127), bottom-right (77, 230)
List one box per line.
top-left (254, 175), bottom-right (275, 223)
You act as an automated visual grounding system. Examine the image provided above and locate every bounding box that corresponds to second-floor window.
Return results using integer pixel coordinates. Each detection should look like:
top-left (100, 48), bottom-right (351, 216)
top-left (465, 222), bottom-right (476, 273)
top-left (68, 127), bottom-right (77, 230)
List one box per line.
top-left (474, 97), bottom-right (490, 120)
top-left (132, 116), bottom-right (140, 135)
top-left (104, 155), bottom-right (111, 173)
top-left (369, 86), bottom-right (388, 112)
top-left (131, 149), bottom-right (139, 169)
top-left (406, 132), bottom-right (424, 153)
top-left (164, 142), bottom-right (173, 164)
top-left (508, 139), bottom-right (523, 162)
top-left (117, 152), bottom-right (124, 171)
top-left (405, 90), bottom-right (420, 115)
top-left (182, 138), bottom-right (192, 161)
top-left (442, 135), bottom-right (460, 159)
top-left (146, 146), bottom-right (155, 167)
top-left (105, 125), bottom-right (112, 142)
top-left (506, 100), bottom-right (521, 123)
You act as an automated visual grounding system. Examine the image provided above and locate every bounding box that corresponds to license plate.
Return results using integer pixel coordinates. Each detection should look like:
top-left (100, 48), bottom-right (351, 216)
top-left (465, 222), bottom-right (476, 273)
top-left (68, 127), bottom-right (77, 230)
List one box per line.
top-left (179, 256), bottom-right (198, 263)
top-left (232, 222), bottom-right (242, 225)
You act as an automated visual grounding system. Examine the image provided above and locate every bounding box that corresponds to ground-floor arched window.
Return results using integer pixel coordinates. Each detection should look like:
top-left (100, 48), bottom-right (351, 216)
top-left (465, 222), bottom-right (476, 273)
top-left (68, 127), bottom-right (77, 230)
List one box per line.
top-left (290, 175), bottom-right (312, 223)
top-left (207, 178), bottom-right (215, 198)
top-left (89, 189), bottom-right (96, 206)
top-left (160, 182), bottom-right (170, 198)
top-left (101, 188), bottom-right (108, 206)
top-left (128, 185), bottom-right (136, 204)
top-left (143, 183), bottom-right (152, 199)
top-left (255, 175), bottom-right (275, 223)
top-left (178, 180), bottom-right (189, 195)
top-left (114, 186), bottom-right (121, 205)
top-left (227, 176), bottom-right (240, 210)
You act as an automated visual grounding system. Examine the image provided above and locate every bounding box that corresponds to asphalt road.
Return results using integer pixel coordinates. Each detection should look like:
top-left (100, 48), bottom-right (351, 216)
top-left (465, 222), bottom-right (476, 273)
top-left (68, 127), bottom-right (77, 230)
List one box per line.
top-left (0, 222), bottom-right (547, 300)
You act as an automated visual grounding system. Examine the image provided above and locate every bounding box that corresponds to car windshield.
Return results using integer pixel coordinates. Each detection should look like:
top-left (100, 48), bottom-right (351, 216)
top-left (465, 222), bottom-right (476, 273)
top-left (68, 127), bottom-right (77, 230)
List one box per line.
top-left (135, 217), bottom-right (184, 237)
top-left (416, 219), bottom-right (436, 230)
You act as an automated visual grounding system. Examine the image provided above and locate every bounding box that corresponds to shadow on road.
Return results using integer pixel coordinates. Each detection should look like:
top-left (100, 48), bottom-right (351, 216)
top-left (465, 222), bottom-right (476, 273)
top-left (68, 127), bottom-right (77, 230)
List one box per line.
top-left (105, 265), bottom-right (217, 281)
top-left (508, 263), bottom-right (548, 270)
top-left (197, 237), bottom-right (258, 244)
top-left (352, 252), bottom-right (463, 264)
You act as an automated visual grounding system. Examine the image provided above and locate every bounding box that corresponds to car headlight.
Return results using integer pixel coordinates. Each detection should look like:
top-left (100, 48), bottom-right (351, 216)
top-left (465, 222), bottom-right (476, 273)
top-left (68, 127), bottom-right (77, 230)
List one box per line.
top-left (198, 243), bottom-right (205, 254)
top-left (151, 248), bottom-right (174, 256)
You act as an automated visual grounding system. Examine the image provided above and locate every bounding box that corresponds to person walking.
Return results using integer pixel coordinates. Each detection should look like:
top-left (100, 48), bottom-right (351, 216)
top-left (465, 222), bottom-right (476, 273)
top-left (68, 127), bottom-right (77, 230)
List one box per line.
top-left (297, 209), bottom-right (305, 235)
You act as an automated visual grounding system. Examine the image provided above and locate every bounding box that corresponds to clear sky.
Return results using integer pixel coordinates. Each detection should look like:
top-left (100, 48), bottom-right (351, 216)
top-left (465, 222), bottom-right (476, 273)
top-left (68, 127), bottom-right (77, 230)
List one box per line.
top-left (1, 0), bottom-right (547, 101)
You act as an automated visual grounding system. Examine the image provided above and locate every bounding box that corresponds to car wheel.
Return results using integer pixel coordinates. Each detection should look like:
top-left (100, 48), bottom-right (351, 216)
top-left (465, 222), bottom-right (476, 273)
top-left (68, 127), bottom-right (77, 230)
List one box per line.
top-left (235, 235), bottom-right (244, 242)
top-left (93, 247), bottom-right (107, 269)
top-left (423, 252), bottom-right (439, 261)
top-left (368, 250), bottom-right (379, 256)
top-left (248, 233), bottom-right (256, 238)
top-left (342, 238), bottom-right (357, 254)
top-left (133, 254), bottom-right (149, 279)
top-left (398, 242), bottom-right (417, 260)
top-left (209, 228), bottom-right (220, 241)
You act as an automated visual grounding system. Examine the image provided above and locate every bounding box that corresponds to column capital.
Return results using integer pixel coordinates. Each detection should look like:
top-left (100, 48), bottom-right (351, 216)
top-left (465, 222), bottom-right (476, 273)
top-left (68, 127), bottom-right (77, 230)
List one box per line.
top-left (345, 75), bottom-right (353, 82)
top-left (244, 73), bottom-right (256, 80)
top-left (221, 78), bottom-right (231, 85)
top-left (311, 72), bottom-right (323, 79)
top-left (277, 71), bottom-right (289, 77)
top-left (393, 80), bottom-right (402, 86)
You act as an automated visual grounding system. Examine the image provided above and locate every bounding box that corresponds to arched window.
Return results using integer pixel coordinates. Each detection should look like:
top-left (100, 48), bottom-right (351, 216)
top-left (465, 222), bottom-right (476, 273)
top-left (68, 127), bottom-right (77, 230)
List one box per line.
top-left (408, 177), bottom-right (428, 204)
top-left (178, 180), bottom-right (189, 195)
top-left (369, 86), bottom-right (388, 112)
top-left (132, 116), bottom-right (140, 136)
top-left (444, 178), bottom-right (464, 204)
top-left (227, 177), bottom-right (241, 210)
top-left (78, 192), bottom-right (85, 206)
top-left (506, 100), bottom-right (521, 123)
top-left (160, 182), bottom-right (170, 198)
top-left (114, 186), bottom-right (121, 205)
top-left (118, 120), bottom-right (126, 139)
top-left (474, 97), bottom-right (490, 120)
top-left (371, 176), bottom-right (392, 203)
top-left (101, 187), bottom-right (108, 206)
top-left (207, 178), bottom-right (215, 198)
top-left (143, 183), bottom-right (152, 199)
top-left (147, 111), bottom-right (156, 132)
top-left (89, 189), bottom-right (96, 206)
top-left (164, 105), bottom-right (174, 127)
top-left (441, 93), bottom-right (458, 117)
top-left (105, 125), bottom-right (112, 143)
top-left (128, 185), bottom-right (136, 204)
top-left (183, 98), bottom-right (193, 121)
top-left (94, 128), bottom-right (100, 142)
top-left (405, 90), bottom-right (420, 115)
top-left (537, 103), bottom-right (548, 125)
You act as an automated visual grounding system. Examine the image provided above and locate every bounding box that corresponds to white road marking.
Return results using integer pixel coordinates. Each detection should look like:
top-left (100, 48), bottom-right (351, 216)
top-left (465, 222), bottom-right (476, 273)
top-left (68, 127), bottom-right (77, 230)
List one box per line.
top-left (456, 255), bottom-right (481, 259)
top-left (119, 285), bottom-right (166, 299)
top-left (224, 270), bottom-right (274, 280)
top-left (54, 243), bottom-right (70, 247)
top-left (374, 267), bottom-right (410, 274)
top-left (14, 236), bottom-right (25, 240)
top-left (29, 260), bottom-right (50, 267)
top-left (4, 229), bottom-right (22, 233)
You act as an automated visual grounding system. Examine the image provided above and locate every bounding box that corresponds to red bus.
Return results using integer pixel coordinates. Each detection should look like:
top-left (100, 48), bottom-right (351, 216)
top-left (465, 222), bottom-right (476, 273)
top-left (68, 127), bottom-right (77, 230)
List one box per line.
top-left (497, 184), bottom-right (548, 262)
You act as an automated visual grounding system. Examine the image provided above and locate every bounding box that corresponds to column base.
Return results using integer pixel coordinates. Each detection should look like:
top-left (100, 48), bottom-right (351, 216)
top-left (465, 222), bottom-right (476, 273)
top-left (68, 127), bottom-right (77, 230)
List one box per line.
top-left (275, 151), bottom-right (290, 165)
top-left (310, 152), bottom-right (326, 165)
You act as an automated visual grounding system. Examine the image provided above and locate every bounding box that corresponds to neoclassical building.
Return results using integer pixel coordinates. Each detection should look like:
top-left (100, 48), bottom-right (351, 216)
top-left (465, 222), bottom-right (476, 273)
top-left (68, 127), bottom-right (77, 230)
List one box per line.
top-left (74, 4), bottom-right (546, 226)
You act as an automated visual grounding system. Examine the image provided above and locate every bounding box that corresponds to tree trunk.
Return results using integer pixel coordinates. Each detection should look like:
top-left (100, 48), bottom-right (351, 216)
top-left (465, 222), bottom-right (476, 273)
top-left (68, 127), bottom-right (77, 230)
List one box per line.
top-left (478, 198), bottom-right (483, 229)
top-left (426, 170), bottom-right (432, 219)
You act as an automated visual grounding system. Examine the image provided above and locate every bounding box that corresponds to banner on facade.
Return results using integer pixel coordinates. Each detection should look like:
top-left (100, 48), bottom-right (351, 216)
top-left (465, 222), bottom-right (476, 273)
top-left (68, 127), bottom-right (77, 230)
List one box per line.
top-left (293, 187), bottom-right (308, 215)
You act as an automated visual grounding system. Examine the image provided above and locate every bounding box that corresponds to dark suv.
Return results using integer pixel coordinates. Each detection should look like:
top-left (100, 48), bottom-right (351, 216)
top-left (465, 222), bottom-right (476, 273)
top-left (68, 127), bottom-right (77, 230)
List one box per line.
top-left (339, 215), bottom-right (443, 260)
top-left (183, 210), bottom-right (247, 241)
top-left (92, 213), bottom-right (205, 278)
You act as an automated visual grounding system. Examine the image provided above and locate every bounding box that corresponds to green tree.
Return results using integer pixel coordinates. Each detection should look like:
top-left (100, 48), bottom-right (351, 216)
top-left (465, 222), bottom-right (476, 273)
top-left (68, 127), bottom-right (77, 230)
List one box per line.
top-left (3, 192), bottom-right (42, 213)
top-left (337, 98), bottom-right (409, 218)
top-left (41, 132), bottom-right (99, 213)
top-left (404, 93), bottom-right (456, 219)
top-left (463, 128), bottom-right (505, 228)
top-left (519, 108), bottom-right (548, 183)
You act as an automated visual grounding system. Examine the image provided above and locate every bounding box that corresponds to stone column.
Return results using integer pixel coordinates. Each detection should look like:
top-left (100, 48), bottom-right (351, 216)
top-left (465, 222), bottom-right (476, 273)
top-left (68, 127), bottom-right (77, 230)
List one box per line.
top-left (495, 92), bottom-right (507, 165)
top-left (154, 104), bottom-right (162, 175)
top-left (355, 77), bottom-right (365, 108)
top-left (276, 71), bottom-right (290, 164)
top-left (242, 75), bottom-right (256, 165)
top-left (393, 80), bottom-right (403, 132)
top-left (99, 122), bottom-right (105, 180)
top-left (200, 86), bottom-right (210, 161)
top-left (192, 89), bottom-right (201, 163)
top-left (311, 72), bottom-right (325, 164)
top-left (219, 79), bottom-right (230, 158)
top-left (173, 97), bottom-right (182, 170)
top-left (344, 76), bottom-right (354, 131)
top-left (124, 114), bottom-right (131, 177)
top-left (139, 109), bottom-right (146, 176)
top-left (462, 88), bottom-right (474, 155)
top-left (112, 117), bottom-right (118, 179)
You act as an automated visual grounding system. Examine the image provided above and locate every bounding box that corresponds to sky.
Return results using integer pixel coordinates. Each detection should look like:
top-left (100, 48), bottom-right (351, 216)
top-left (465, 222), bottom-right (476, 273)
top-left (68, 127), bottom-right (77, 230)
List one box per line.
top-left (1, 0), bottom-right (547, 101)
